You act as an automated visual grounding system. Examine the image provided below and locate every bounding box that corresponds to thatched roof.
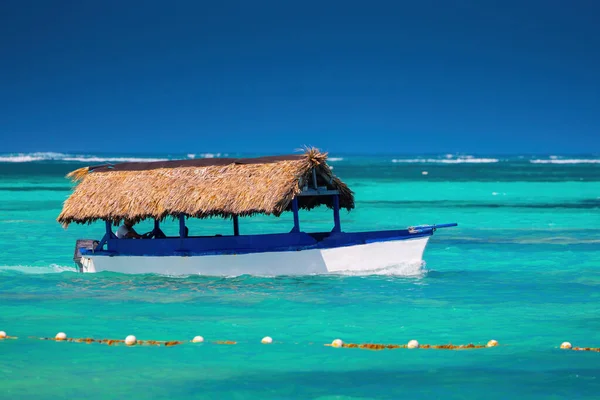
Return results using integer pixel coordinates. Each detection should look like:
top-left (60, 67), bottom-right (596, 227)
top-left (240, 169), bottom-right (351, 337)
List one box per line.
top-left (57, 149), bottom-right (354, 227)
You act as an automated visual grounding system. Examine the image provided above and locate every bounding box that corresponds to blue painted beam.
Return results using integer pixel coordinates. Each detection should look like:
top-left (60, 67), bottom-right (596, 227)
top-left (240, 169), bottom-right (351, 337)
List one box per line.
top-left (92, 228), bottom-right (437, 258)
top-left (179, 214), bottom-right (186, 238)
top-left (97, 234), bottom-right (108, 251)
top-left (151, 218), bottom-right (166, 238)
top-left (332, 194), bottom-right (341, 232)
top-left (408, 222), bottom-right (458, 234)
top-left (233, 215), bottom-right (240, 236)
top-left (99, 220), bottom-right (116, 250)
top-left (434, 223), bottom-right (458, 229)
top-left (296, 189), bottom-right (340, 197)
top-left (105, 220), bottom-right (115, 237)
top-left (291, 197), bottom-right (300, 233)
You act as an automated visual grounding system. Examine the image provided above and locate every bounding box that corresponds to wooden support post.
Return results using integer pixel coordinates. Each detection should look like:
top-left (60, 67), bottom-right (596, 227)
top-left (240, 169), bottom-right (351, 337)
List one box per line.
top-left (97, 220), bottom-right (113, 251)
top-left (233, 215), bottom-right (240, 236)
top-left (332, 194), bottom-right (341, 233)
top-left (106, 220), bottom-right (116, 238)
top-left (179, 214), bottom-right (186, 238)
top-left (153, 218), bottom-right (160, 238)
top-left (312, 168), bottom-right (318, 189)
top-left (292, 197), bottom-right (300, 233)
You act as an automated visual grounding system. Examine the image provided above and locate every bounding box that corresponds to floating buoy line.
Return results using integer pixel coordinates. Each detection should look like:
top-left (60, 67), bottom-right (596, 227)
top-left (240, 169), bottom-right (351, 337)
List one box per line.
top-left (37, 336), bottom-right (185, 347)
top-left (0, 332), bottom-right (598, 352)
top-left (325, 338), bottom-right (497, 350)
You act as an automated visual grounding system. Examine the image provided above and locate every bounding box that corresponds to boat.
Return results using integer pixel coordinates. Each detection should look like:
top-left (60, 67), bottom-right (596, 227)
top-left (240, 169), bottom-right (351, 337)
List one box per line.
top-left (58, 149), bottom-right (456, 275)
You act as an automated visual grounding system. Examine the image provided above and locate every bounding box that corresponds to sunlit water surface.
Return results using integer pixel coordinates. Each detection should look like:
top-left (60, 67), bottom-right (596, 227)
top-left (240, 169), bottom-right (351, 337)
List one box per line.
top-left (1, 154), bottom-right (599, 399)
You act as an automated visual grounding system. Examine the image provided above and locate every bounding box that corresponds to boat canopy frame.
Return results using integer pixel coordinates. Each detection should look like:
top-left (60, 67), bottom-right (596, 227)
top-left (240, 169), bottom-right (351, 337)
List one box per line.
top-left (94, 166), bottom-right (344, 253)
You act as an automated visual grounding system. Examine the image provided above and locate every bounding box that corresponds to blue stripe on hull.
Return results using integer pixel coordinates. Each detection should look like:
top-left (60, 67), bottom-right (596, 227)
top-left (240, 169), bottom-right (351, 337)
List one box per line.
top-left (81, 227), bottom-right (445, 258)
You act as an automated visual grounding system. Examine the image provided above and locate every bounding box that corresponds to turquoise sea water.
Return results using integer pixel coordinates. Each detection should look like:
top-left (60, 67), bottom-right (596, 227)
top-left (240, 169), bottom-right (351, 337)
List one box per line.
top-left (1, 153), bottom-right (599, 399)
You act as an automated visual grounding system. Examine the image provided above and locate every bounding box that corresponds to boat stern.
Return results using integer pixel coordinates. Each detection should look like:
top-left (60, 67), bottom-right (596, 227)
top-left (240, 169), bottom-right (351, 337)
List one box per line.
top-left (73, 239), bottom-right (98, 273)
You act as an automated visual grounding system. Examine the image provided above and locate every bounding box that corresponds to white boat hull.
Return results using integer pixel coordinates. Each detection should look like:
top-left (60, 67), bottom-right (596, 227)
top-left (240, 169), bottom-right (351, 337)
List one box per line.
top-left (80, 237), bottom-right (430, 275)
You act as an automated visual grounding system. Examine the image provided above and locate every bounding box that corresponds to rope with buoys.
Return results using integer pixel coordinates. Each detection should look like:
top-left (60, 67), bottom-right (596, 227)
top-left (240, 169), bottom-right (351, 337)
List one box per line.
top-left (2, 331), bottom-right (599, 352)
top-left (35, 332), bottom-right (236, 346)
top-left (326, 339), bottom-right (499, 350)
top-left (38, 336), bottom-right (185, 347)
top-left (0, 331), bottom-right (17, 340)
top-left (560, 342), bottom-right (600, 352)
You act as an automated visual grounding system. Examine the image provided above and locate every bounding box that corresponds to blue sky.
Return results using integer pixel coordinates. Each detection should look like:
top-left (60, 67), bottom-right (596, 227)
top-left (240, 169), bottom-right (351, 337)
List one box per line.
top-left (1, 0), bottom-right (598, 154)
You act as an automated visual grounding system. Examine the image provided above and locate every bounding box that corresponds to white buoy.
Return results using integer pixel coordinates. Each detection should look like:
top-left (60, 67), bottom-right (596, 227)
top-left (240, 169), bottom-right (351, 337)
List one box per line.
top-left (55, 332), bottom-right (67, 341)
top-left (0, 331), bottom-right (6, 339)
top-left (407, 340), bottom-right (419, 349)
top-left (125, 335), bottom-right (137, 346)
top-left (487, 340), bottom-right (498, 347)
top-left (192, 336), bottom-right (204, 343)
top-left (261, 336), bottom-right (273, 344)
top-left (422, 171), bottom-right (429, 175)
top-left (560, 342), bottom-right (572, 349)
top-left (331, 339), bottom-right (344, 348)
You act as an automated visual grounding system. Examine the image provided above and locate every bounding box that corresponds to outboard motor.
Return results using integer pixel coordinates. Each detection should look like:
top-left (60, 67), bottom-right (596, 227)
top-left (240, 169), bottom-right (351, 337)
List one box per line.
top-left (73, 239), bottom-right (98, 272)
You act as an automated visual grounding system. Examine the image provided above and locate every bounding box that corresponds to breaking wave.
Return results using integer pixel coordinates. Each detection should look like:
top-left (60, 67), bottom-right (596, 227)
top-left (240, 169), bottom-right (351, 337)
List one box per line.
top-left (186, 153), bottom-right (224, 159)
top-left (0, 152), bottom-right (168, 163)
top-left (0, 264), bottom-right (77, 274)
top-left (530, 159), bottom-right (600, 164)
top-left (392, 157), bottom-right (499, 164)
top-left (2, 152), bottom-right (597, 165)
top-left (327, 261), bottom-right (425, 276)
top-left (0, 152), bottom-right (227, 163)
top-left (0, 263), bottom-right (425, 277)
top-left (0, 152), bottom-right (65, 162)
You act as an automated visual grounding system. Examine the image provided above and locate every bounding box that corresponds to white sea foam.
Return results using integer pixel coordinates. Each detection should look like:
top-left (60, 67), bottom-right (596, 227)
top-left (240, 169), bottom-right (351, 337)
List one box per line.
top-left (327, 261), bottom-right (425, 276)
top-left (0, 152), bottom-right (168, 163)
top-left (0, 264), bottom-right (77, 274)
top-left (61, 156), bottom-right (168, 162)
top-left (0, 155), bottom-right (45, 162)
top-left (0, 152), bottom-right (67, 162)
top-left (199, 153), bottom-right (222, 158)
top-left (0, 262), bottom-right (427, 276)
top-left (187, 154), bottom-right (224, 159)
top-left (5, 152), bottom-right (596, 165)
top-left (530, 159), bottom-right (600, 164)
top-left (392, 157), bottom-right (499, 164)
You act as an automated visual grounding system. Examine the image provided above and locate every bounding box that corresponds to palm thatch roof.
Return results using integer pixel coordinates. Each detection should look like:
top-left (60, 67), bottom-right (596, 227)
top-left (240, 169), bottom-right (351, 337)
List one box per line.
top-left (57, 149), bottom-right (354, 227)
